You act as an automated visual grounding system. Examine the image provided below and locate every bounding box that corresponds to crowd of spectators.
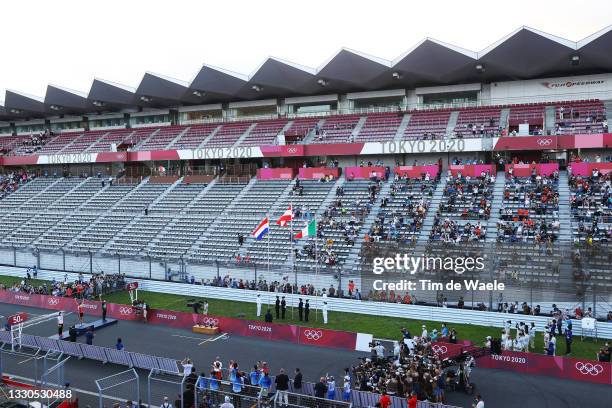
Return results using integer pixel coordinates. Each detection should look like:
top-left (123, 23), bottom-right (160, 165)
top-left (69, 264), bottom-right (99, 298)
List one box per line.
top-left (569, 171), bottom-right (611, 243)
top-left (497, 170), bottom-right (560, 243)
top-left (352, 325), bottom-right (463, 404)
top-left (1, 271), bottom-right (126, 299)
top-left (0, 170), bottom-right (35, 199)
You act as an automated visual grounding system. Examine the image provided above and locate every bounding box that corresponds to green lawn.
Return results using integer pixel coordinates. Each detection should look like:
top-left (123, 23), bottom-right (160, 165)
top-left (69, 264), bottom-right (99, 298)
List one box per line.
top-left (0, 275), bottom-right (603, 360)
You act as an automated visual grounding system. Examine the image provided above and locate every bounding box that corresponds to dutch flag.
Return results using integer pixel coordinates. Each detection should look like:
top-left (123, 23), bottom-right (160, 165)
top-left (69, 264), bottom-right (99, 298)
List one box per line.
top-left (252, 217), bottom-right (270, 240)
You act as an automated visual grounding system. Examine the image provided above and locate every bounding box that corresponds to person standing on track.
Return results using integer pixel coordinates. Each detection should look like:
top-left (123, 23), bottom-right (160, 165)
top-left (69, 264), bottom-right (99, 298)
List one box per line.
top-left (275, 296), bottom-right (280, 320)
top-left (298, 298), bottom-right (303, 321)
top-left (142, 301), bottom-right (149, 323)
top-left (322, 301), bottom-right (328, 324)
top-left (76, 299), bottom-right (84, 325)
top-left (304, 300), bottom-right (310, 322)
top-left (85, 327), bottom-right (94, 345)
top-left (57, 312), bottom-right (64, 337)
top-left (281, 297), bottom-right (287, 320)
top-left (256, 294), bottom-right (262, 317)
top-left (102, 300), bottom-right (107, 321)
top-left (275, 368), bottom-right (289, 407)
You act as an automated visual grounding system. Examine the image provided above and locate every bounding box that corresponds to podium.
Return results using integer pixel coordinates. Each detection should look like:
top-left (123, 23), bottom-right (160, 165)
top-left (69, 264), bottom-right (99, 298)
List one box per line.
top-left (192, 325), bottom-right (219, 335)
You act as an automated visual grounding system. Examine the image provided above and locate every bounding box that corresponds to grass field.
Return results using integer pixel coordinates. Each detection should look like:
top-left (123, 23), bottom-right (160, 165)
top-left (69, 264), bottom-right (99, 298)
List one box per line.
top-left (0, 275), bottom-right (603, 360)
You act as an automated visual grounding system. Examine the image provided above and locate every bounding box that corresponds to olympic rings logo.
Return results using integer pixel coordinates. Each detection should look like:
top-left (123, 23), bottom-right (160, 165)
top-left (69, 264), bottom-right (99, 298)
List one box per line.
top-left (575, 362), bottom-right (604, 376)
top-left (119, 307), bottom-right (133, 315)
top-left (304, 329), bottom-right (323, 341)
top-left (431, 345), bottom-right (448, 355)
top-left (286, 147), bottom-right (299, 154)
top-left (48, 298), bottom-right (60, 306)
top-left (537, 139), bottom-right (553, 146)
top-left (202, 317), bottom-right (219, 327)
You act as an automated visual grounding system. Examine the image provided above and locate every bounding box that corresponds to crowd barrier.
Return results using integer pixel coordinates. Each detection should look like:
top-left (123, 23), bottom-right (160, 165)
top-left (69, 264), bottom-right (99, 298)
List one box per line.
top-left (393, 165), bottom-right (440, 178)
top-left (0, 290), bottom-right (358, 351)
top-left (345, 166), bottom-right (386, 179)
top-left (256, 168), bottom-right (296, 180)
top-left (505, 163), bottom-right (559, 177)
top-left (569, 162), bottom-right (612, 176)
top-left (477, 350), bottom-right (612, 386)
top-left (0, 330), bottom-right (180, 374)
top-left (448, 164), bottom-right (496, 177)
top-left (298, 167), bottom-right (341, 180)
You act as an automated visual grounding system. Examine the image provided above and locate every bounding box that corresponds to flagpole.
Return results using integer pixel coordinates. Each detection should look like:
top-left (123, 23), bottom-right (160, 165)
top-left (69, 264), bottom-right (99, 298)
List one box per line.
top-left (290, 201), bottom-right (296, 289)
top-left (267, 211), bottom-right (270, 275)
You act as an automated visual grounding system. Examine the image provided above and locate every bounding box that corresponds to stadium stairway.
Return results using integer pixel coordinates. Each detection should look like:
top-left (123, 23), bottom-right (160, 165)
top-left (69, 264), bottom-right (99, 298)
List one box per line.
top-left (133, 128), bottom-right (161, 150)
top-left (231, 123), bottom-right (258, 149)
top-left (545, 105), bottom-right (557, 134)
top-left (55, 133), bottom-right (83, 154)
top-left (83, 131), bottom-right (111, 152)
top-left (180, 177), bottom-right (218, 213)
top-left (285, 176), bottom-right (347, 268)
top-left (351, 116), bottom-right (368, 141)
top-left (11, 177), bottom-right (65, 211)
top-left (486, 171), bottom-right (506, 243)
top-left (499, 108), bottom-right (510, 130)
top-left (344, 176), bottom-right (393, 268)
top-left (557, 170), bottom-right (572, 243)
top-left (392, 113), bottom-right (411, 141)
top-left (416, 179), bottom-right (447, 243)
top-left (195, 125), bottom-right (223, 149)
top-left (605, 100), bottom-right (612, 121)
top-left (165, 127), bottom-right (191, 149)
top-left (445, 111), bottom-right (460, 136)
top-left (301, 119), bottom-right (326, 144)
top-left (76, 181), bottom-right (111, 210)
top-left (186, 177), bottom-right (256, 255)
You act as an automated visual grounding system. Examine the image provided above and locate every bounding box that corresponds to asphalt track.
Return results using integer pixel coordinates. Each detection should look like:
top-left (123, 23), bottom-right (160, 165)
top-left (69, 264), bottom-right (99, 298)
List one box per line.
top-left (0, 302), bottom-right (609, 408)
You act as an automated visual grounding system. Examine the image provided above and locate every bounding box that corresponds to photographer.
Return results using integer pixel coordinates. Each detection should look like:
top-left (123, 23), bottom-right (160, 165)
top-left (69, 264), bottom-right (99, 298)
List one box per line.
top-left (472, 394), bottom-right (484, 408)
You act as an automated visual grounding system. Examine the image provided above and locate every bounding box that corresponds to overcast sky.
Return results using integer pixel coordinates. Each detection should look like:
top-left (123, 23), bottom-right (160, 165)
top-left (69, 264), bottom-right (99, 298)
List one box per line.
top-left (1, 0), bottom-right (611, 100)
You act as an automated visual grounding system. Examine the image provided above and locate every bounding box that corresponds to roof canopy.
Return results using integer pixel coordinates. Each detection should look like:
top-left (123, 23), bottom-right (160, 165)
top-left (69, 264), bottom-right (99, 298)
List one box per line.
top-left (2, 25), bottom-right (611, 121)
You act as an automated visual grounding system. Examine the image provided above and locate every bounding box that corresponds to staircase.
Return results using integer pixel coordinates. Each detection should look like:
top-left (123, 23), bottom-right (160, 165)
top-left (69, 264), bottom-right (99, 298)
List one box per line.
top-left (83, 132), bottom-right (111, 153)
top-left (196, 125), bottom-right (223, 149)
top-left (557, 171), bottom-right (572, 243)
top-left (604, 100), bottom-right (612, 123)
top-left (445, 111), bottom-right (460, 136)
top-left (301, 119), bottom-right (326, 144)
top-left (231, 123), bottom-right (258, 149)
top-left (149, 177), bottom-right (184, 207)
top-left (486, 171), bottom-right (506, 243)
top-left (181, 178), bottom-right (218, 213)
top-left (417, 179), bottom-right (447, 243)
top-left (55, 134), bottom-right (84, 154)
top-left (544, 106), bottom-right (557, 134)
top-left (350, 116), bottom-right (368, 141)
top-left (166, 127), bottom-right (192, 149)
top-left (499, 108), bottom-right (510, 131)
top-left (344, 177), bottom-right (393, 268)
top-left (393, 114), bottom-right (411, 141)
top-left (187, 177), bottom-right (257, 253)
top-left (133, 129), bottom-right (161, 150)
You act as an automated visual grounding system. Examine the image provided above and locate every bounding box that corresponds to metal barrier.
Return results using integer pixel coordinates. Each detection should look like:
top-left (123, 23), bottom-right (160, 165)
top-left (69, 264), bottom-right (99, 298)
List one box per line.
top-left (95, 369), bottom-right (140, 408)
top-left (148, 369), bottom-right (186, 408)
top-left (40, 355), bottom-right (70, 388)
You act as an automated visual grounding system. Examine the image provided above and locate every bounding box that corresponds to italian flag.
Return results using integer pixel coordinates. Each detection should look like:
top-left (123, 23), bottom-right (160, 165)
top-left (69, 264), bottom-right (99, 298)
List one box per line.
top-left (295, 219), bottom-right (316, 239)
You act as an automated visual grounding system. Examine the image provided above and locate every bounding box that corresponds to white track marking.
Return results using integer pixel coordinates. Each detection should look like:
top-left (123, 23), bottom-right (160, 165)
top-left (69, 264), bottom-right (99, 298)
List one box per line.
top-left (198, 333), bottom-right (228, 345)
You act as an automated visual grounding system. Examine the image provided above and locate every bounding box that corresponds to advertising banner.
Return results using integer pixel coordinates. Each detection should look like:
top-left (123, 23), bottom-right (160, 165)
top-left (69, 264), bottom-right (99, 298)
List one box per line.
top-left (393, 165), bottom-right (440, 178)
top-left (505, 163), bottom-right (559, 177)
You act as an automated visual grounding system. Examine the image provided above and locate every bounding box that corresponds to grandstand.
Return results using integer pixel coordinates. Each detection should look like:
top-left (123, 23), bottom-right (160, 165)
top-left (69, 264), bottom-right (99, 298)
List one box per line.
top-left (0, 22), bottom-right (612, 408)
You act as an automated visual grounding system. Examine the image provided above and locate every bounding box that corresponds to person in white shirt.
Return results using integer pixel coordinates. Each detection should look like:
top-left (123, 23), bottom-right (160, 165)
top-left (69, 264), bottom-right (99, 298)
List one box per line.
top-left (528, 323), bottom-right (536, 350)
top-left (220, 396), bottom-right (234, 408)
top-left (322, 301), bottom-right (328, 324)
top-left (256, 294), bottom-right (262, 317)
top-left (160, 396), bottom-right (172, 408)
top-left (474, 395), bottom-right (485, 408)
top-left (181, 358), bottom-right (193, 377)
top-left (57, 312), bottom-right (64, 337)
top-left (421, 325), bottom-right (428, 340)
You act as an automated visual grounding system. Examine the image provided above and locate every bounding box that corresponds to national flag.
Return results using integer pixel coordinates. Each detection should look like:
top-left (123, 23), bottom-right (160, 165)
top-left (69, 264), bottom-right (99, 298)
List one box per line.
top-left (276, 205), bottom-right (294, 226)
top-left (295, 219), bottom-right (316, 239)
top-left (252, 217), bottom-right (269, 240)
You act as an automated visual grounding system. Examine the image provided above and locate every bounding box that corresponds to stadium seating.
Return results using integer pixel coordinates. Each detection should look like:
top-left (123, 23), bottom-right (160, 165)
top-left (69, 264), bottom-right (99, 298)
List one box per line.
top-left (204, 122), bottom-right (251, 148)
top-left (508, 104), bottom-right (545, 127)
top-left (355, 112), bottom-right (403, 142)
top-left (453, 107), bottom-right (501, 137)
top-left (171, 124), bottom-right (219, 149)
top-left (555, 100), bottom-right (606, 134)
top-left (135, 126), bottom-right (184, 151)
top-left (402, 110), bottom-right (450, 140)
top-left (312, 115), bottom-right (361, 143)
top-left (239, 119), bottom-right (288, 147)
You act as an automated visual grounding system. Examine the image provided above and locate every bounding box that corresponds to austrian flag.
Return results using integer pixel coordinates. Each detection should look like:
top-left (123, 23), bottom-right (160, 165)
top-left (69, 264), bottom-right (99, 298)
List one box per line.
top-left (276, 205), bottom-right (294, 226)
top-left (295, 219), bottom-right (316, 239)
